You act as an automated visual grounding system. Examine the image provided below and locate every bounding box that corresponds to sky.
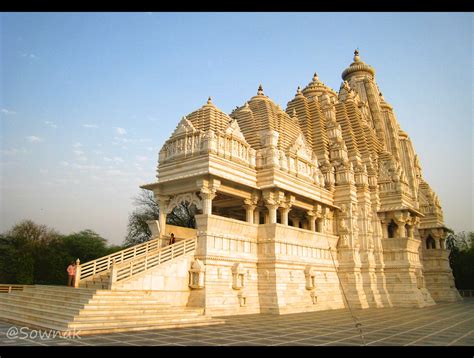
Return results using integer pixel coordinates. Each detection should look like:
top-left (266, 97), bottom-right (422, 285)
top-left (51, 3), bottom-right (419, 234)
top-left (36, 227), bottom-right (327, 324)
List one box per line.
top-left (0, 12), bottom-right (472, 245)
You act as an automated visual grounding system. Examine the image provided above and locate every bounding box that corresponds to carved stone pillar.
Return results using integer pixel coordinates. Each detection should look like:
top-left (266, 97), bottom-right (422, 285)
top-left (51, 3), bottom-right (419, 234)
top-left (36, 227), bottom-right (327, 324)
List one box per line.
top-left (278, 207), bottom-right (288, 225)
top-left (379, 213), bottom-right (389, 239)
top-left (158, 195), bottom-right (170, 238)
top-left (316, 218), bottom-right (323, 233)
top-left (394, 212), bottom-right (408, 238)
top-left (306, 211), bottom-right (316, 232)
top-left (254, 207), bottom-right (260, 225)
top-left (266, 204), bottom-right (278, 224)
top-left (399, 220), bottom-right (408, 238)
top-left (264, 211), bottom-right (270, 224)
top-left (197, 178), bottom-right (220, 216)
top-left (243, 199), bottom-right (256, 224)
top-left (200, 188), bottom-right (216, 215)
top-left (263, 190), bottom-right (283, 225)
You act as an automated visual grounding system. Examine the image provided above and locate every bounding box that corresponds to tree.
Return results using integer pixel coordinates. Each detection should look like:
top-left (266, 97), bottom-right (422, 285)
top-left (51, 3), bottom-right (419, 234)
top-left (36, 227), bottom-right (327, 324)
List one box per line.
top-left (0, 221), bottom-right (124, 285)
top-left (0, 220), bottom-right (61, 284)
top-left (446, 231), bottom-right (474, 290)
top-left (124, 189), bottom-right (196, 247)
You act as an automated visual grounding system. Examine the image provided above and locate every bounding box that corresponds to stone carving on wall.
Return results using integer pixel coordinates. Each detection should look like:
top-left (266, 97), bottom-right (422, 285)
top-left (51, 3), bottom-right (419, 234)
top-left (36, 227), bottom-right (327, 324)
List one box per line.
top-left (232, 263), bottom-right (246, 290)
top-left (189, 259), bottom-right (206, 289)
top-left (304, 266), bottom-right (317, 291)
top-left (237, 290), bottom-right (247, 307)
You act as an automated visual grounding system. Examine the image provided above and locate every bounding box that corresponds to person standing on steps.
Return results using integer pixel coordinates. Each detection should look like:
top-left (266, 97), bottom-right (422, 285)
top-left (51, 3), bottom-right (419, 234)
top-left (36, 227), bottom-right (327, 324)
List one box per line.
top-left (67, 261), bottom-right (76, 287)
top-left (170, 233), bottom-right (176, 245)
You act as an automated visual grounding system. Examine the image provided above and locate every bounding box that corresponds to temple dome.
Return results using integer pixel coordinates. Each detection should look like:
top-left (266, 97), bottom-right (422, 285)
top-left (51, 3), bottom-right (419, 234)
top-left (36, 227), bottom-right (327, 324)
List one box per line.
top-left (185, 97), bottom-right (233, 134)
top-left (231, 85), bottom-right (304, 151)
top-left (302, 72), bottom-right (337, 98)
top-left (341, 49), bottom-right (375, 81)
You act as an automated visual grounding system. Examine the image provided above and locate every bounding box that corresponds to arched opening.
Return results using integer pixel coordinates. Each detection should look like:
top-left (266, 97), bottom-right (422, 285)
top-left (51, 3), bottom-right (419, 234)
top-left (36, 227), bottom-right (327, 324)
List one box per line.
top-left (387, 220), bottom-right (398, 238)
top-left (426, 235), bottom-right (436, 250)
top-left (167, 200), bottom-right (197, 229)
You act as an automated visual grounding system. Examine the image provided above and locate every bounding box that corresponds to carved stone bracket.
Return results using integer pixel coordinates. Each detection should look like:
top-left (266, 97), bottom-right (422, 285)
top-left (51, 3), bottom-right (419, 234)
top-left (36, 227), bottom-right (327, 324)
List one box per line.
top-left (166, 192), bottom-right (202, 214)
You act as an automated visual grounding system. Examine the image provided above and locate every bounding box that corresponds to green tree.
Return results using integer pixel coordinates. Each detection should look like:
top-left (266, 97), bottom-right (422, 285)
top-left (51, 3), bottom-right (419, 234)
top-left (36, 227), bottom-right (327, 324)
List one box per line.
top-left (62, 230), bottom-right (111, 263)
top-left (0, 220), bottom-right (60, 284)
top-left (446, 231), bottom-right (474, 290)
top-left (0, 221), bottom-right (124, 285)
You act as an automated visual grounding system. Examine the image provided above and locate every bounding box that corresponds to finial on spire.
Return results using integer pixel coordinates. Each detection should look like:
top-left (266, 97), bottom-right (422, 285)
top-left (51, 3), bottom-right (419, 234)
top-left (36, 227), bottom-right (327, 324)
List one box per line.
top-left (354, 48), bottom-right (360, 62)
top-left (313, 72), bottom-right (319, 82)
top-left (292, 108), bottom-right (297, 118)
top-left (296, 86), bottom-right (302, 96)
top-left (207, 96), bottom-right (212, 104)
top-left (257, 84), bottom-right (264, 96)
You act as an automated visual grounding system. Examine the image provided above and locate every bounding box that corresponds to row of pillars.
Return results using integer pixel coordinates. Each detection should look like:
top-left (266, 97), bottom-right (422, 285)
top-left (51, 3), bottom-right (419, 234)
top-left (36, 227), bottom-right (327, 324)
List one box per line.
top-left (382, 220), bottom-right (416, 239)
top-left (243, 201), bottom-right (324, 232)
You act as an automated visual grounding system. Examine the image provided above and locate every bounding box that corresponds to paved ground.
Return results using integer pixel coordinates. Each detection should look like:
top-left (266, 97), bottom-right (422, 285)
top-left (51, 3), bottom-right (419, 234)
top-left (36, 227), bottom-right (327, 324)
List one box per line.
top-left (0, 299), bottom-right (473, 346)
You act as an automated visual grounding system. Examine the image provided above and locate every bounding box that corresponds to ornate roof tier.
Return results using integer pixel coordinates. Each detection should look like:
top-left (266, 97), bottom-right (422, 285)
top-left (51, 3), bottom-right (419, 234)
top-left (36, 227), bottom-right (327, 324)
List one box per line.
top-left (341, 49), bottom-right (376, 81)
top-left (185, 97), bottom-right (233, 134)
top-left (231, 85), bottom-right (304, 151)
top-left (302, 72), bottom-right (337, 98)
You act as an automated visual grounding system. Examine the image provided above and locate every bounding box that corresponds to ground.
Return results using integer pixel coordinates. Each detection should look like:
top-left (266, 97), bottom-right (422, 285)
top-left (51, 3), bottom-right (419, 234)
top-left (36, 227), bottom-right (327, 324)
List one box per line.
top-left (0, 299), bottom-right (472, 346)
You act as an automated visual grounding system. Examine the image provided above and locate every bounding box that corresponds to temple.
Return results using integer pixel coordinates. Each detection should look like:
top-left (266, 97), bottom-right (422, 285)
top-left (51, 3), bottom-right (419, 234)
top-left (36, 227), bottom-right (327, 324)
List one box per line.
top-left (0, 50), bottom-right (461, 334)
top-left (140, 49), bottom-right (461, 315)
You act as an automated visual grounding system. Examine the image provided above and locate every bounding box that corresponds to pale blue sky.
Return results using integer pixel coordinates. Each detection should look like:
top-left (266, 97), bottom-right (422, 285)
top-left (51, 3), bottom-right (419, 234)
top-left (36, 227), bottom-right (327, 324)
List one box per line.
top-left (1, 12), bottom-right (472, 245)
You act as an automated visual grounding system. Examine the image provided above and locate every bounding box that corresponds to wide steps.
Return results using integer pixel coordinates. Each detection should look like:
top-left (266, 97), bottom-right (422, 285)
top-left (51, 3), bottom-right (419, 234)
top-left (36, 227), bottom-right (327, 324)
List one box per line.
top-left (69, 315), bottom-right (219, 330)
top-left (67, 318), bottom-right (224, 335)
top-left (23, 286), bottom-right (96, 298)
top-left (1, 293), bottom-right (89, 307)
top-left (30, 285), bottom-right (96, 293)
top-left (82, 303), bottom-right (170, 310)
top-left (0, 309), bottom-right (72, 329)
top-left (0, 313), bottom-right (70, 332)
top-left (0, 302), bottom-right (78, 321)
top-left (0, 298), bottom-right (84, 314)
top-left (4, 292), bottom-right (92, 306)
top-left (74, 310), bottom-right (202, 321)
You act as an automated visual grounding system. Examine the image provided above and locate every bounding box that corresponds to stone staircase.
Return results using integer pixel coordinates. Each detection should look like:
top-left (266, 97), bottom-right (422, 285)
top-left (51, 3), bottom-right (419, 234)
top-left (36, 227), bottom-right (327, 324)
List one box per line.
top-left (0, 238), bottom-right (225, 335)
top-left (0, 285), bottom-right (224, 335)
top-left (79, 272), bottom-right (110, 290)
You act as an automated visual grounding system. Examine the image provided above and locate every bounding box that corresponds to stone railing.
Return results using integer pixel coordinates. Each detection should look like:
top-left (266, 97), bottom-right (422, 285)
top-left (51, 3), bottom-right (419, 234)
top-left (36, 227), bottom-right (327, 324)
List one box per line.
top-left (258, 224), bottom-right (339, 262)
top-left (195, 214), bottom-right (258, 240)
top-left (194, 215), bottom-right (259, 259)
top-left (458, 290), bottom-right (474, 298)
top-left (110, 237), bottom-right (197, 287)
top-left (160, 131), bottom-right (256, 168)
top-left (214, 133), bottom-right (256, 166)
top-left (76, 237), bottom-right (161, 286)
